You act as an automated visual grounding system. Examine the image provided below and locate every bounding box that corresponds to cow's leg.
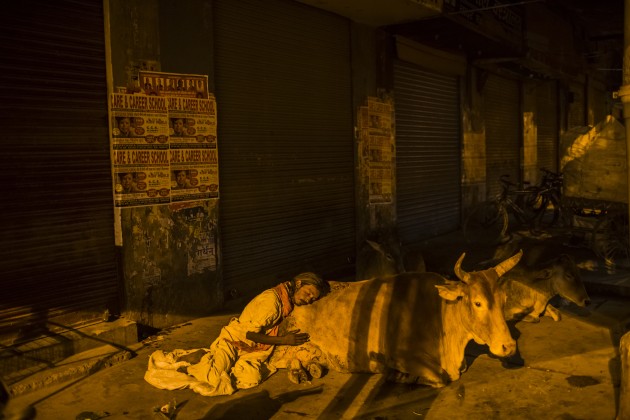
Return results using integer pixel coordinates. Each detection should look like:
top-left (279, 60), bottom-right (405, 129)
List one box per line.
top-left (521, 303), bottom-right (544, 322)
top-left (505, 302), bottom-right (535, 322)
top-left (270, 342), bottom-right (326, 372)
top-left (288, 358), bottom-right (309, 384)
top-left (521, 314), bottom-right (541, 323)
top-left (387, 362), bottom-right (450, 388)
top-left (459, 358), bottom-right (468, 373)
top-left (387, 370), bottom-right (414, 384)
top-left (504, 307), bottom-right (522, 321)
top-left (542, 304), bottom-right (562, 321)
top-left (307, 362), bottom-right (324, 379)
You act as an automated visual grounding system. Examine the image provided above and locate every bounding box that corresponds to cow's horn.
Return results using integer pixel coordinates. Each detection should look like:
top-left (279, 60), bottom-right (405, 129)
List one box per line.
top-left (453, 252), bottom-right (471, 283)
top-left (493, 249), bottom-right (523, 277)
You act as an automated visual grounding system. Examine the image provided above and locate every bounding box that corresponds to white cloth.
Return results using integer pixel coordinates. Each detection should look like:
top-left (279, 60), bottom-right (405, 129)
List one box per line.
top-left (144, 288), bottom-right (284, 396)
top-left (144, 348), bottom-right (236, 396)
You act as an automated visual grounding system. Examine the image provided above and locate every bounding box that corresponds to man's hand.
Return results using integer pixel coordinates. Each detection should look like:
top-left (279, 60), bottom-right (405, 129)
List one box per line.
top-left (245, 329), bottom-right (310, 346)
top-left (282, 329), bottom-right (310, 346)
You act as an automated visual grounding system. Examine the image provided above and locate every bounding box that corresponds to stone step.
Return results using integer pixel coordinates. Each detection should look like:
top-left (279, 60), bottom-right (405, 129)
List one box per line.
top-left (1, 318), bottom-right (138, 389)
top-left (8, 343), bottom-right (141, 398)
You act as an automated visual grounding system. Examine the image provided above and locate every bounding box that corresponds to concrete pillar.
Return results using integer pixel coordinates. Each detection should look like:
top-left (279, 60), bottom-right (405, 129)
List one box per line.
top-left (619, 331), bottom-right (630, 419)
top-left (614, 7), bottom-right (630, 415)
top-left (622, 0), bottom-right (630, 253)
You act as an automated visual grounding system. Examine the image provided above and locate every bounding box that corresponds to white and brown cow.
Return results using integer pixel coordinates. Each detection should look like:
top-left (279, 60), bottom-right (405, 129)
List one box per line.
top-left (271, 250), bottom-right (522, 388)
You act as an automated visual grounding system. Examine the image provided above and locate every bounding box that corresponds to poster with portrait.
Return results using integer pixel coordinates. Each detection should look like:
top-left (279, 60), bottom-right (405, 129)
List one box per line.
top-left (168, 96), bottom-right (219, 202)
top-left (110, 93), bottom-right (171, 207)
top-left (110, 71), bottom-right (219, 208)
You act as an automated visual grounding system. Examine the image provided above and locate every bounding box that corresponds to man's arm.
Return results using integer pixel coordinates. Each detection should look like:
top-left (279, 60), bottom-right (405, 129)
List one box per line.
top-left (246, 329), bottom-right (310, 346)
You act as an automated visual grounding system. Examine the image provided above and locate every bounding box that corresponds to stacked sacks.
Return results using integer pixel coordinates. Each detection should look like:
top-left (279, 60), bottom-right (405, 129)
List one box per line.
top-left (561, 115), bottom-right (627, 204)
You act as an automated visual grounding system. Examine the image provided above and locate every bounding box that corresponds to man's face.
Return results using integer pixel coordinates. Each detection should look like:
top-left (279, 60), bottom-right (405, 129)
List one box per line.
top-left (173, 119), bottom-right (185, 134)
top-left (121, 173), bottom-right (134, 188)
top-left (176, 171), bottom-right (187, 187)
top-left (119, 118), bottom-right (131, 135)
top-left (293, 283), bottom-right (321, 306)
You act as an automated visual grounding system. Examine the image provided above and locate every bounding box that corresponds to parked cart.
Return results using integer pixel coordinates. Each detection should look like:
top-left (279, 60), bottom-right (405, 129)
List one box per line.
top-left (560, 116), bottom-right (629, 267)
top-left (561, 196), bottom-right (629, 266)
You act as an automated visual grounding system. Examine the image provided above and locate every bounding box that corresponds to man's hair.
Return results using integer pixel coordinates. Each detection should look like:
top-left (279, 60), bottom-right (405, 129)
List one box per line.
top-left (293, 272), bottom-right (330, 296)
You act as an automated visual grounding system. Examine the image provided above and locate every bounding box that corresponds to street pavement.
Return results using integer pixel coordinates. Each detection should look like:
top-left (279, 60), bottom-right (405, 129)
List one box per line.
top-left (5, 229), bottom-right (630, 419)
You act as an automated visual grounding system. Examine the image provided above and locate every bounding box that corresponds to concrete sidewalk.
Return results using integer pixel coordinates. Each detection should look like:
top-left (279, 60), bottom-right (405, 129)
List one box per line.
top-left (5, 228), bottom-right (630, 419)
top-left (5, 290), bottom-right (630, 419)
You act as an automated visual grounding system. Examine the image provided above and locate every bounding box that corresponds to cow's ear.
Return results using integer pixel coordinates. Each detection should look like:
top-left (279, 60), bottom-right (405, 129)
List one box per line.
top-left (366, 239), bottom-right (383, 252)
top-left (435, 282), bottom-right (464, 301)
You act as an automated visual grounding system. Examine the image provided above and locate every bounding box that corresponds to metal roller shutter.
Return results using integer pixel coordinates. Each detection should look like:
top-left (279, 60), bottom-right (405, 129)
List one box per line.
top-left (394, 60), bottom-right (461, 244)
top-left (536, 81), bottom-right (559, 174)
top-left (484, 74), bottom-right (521, 198)
top-left (0, 0), bottom-right (117, 338)
top-left (214, 0), bottom-right (355, 293)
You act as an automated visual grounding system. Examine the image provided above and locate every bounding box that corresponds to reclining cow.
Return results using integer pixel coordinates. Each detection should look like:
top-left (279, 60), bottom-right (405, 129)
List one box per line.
top-left (501, 254), bottom-right (590, 322)
top-left (356, 239), bottom-right (405, 280)
top-left (356, 238), bottom-right (426, 280)
top-left (270, 250), bottom-right (523, 388)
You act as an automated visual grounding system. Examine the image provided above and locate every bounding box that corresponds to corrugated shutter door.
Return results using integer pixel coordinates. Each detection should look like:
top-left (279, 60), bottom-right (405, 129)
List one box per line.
top-left (484, 74), bottom-right (520, 198)
top-left (536, 81), bottom-right (558, 174)
top-left (214, 0), bottom-right (355, 293)
top-left (0, 0), bottom-right (117, 337)
top-left (394, 60), bottom-right (461, 244)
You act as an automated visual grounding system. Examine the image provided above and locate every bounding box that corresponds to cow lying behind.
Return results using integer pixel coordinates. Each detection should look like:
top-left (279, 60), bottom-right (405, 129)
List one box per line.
top-left (356, 239), bottom-right (405, 280)
top-left (403, 247), bottom-right (426, 273)
top-left (270, 251), bottom-right (522, 388)
top-left (356, 240), bottom-right (426, 280)
top-left (502, 254), bottom-right (590, 322)
top-left (355, 238), bottom-right (426, 280)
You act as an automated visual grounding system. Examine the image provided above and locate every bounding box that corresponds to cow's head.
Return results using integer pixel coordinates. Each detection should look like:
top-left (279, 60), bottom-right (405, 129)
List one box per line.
top-left (357, 239), bottom-right (405, 279)
top-left (537, 254), bottom-right (590, 307)
top-left (436, 250), bottom-right (523, 358)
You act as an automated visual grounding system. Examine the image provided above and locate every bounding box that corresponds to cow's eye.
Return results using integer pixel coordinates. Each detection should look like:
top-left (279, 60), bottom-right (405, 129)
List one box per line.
top-left (474, 301), bottom-right (482, 308)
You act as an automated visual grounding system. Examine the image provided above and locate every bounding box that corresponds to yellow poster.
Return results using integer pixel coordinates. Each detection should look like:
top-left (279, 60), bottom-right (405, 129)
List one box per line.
top-left (110, 71), bottom-right (219, 207)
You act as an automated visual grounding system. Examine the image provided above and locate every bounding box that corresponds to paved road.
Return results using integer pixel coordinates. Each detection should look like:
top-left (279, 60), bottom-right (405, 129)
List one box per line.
top-left (7, 291), bottom-right (630, 420)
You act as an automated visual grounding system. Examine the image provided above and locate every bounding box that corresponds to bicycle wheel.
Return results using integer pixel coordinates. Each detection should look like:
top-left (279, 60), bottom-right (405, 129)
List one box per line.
top-left (463, 201), bottom-right (509, 246)
top-left (515, 188), bottom-right (546, 223)
top-left (529, 194), bottom-right (561, 234)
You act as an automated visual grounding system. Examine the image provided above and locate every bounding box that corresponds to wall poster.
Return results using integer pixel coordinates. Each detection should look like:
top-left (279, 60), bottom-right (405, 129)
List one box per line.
top-left (110, 71), bottom-right (219, 208)
top-left (360, 97), bottom-right (394, 204)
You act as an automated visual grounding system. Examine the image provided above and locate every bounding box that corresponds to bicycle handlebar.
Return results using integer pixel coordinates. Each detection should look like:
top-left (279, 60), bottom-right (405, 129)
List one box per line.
top-left (540, 167), bottom-right (563, 180)
top-left (499, 174), bottom-right (535, 196)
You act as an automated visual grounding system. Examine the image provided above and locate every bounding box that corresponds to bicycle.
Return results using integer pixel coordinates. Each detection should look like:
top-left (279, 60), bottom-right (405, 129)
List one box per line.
top-left (522, 168), bottom-right (565, 232)
top-left (463, 174), bottom-right (543, 246)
